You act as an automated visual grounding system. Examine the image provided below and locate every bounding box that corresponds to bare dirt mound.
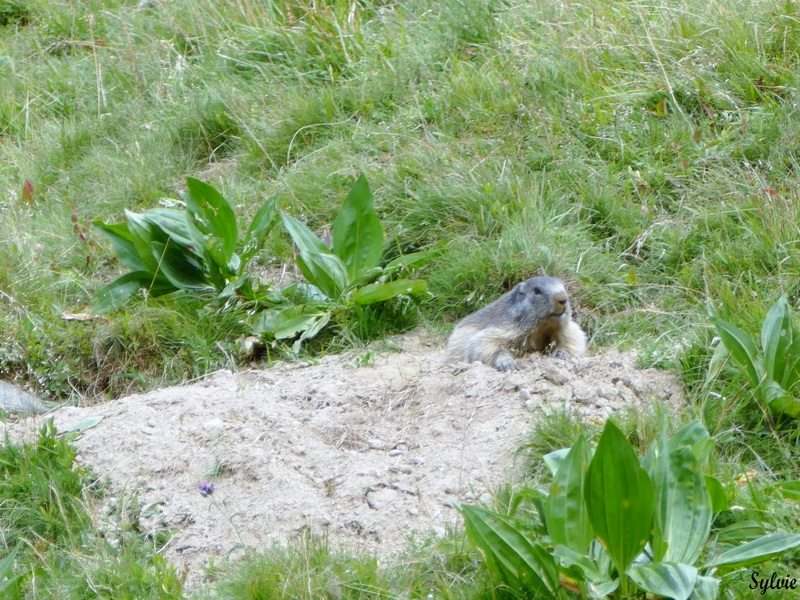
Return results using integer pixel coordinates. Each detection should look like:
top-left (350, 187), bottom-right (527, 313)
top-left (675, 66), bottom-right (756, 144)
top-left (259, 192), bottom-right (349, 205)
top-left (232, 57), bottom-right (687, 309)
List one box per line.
top-left (5, 333), bottom-right (682, 589)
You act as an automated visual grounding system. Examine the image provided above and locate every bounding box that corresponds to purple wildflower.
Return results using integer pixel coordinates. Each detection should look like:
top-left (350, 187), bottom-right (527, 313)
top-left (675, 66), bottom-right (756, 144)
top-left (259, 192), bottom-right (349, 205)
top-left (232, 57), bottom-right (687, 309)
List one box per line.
top-left (199, 481), bottom-right (215, 497)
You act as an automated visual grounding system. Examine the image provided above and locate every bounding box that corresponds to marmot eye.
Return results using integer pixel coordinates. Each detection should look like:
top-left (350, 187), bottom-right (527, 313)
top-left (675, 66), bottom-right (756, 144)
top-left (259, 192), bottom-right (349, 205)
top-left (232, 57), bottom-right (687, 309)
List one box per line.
top-left (533, 287), bottom-right (542, 294)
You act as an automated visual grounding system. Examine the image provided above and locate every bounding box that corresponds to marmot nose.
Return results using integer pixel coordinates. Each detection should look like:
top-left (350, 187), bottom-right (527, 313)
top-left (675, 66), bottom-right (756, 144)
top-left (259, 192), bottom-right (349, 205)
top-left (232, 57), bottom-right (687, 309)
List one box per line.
top-left (552, 292), bottom-right (568, 313)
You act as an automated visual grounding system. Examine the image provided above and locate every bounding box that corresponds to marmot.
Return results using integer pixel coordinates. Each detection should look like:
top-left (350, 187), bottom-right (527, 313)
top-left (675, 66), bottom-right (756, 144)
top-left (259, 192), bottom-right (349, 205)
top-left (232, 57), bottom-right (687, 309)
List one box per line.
top-left (447, 276), bottom-right (587, 372)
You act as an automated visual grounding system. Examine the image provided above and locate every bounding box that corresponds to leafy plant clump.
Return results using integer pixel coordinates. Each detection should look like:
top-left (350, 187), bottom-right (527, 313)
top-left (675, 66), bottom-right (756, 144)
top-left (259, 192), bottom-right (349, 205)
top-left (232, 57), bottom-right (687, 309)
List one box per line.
top-left (709, 295), bottom-right (800, 418)
top-left (91, 174), bottom-right (431, 353)
top-left (459, 419), bottom-right (800, 600)
top-left (257, 174), bottom-right (433, 350)
top-left (91, 177), bottom-right (278, 312)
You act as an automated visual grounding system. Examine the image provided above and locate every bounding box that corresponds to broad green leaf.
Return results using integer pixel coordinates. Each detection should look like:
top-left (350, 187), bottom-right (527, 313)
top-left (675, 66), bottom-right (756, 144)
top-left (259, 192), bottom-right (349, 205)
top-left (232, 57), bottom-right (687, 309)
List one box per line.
top-left (384, 249), bottom-right (438, 275)
top-left (460, 504), bottom-right (558, 597)
top-left (704, 342), bottom-right (729, 391)
top-left (280, 282), bottom-right (329, 304)
top-left (228, 252), bottom-right (241, 275)
top-left (588, 538), bottom-right (613, 576)
top-left (627, 563), bottom-right (698, 600)
top-left (90, 271), bottom-right (174, 313)
top-left (762, 379), bottom-right (800, 416)
top-left (140, 208), bottom-right (198, 253)
top-left (203, 248), bottom-right (228, 291)
top-left (766, 396), bottom-right (800, 417)
top-left (584, 421), bottom-right (654, 576)
top-left (667, 420), bottom-right (712, 465)
top-left (0, 541), bottom-right (20, 580)
top-left (0, 578), bottom-right (21, 597)
top-left (67, 415), bottom-right (108, 432)
top-left (346, 266), bottom-right (383, 289)
top-left (507, 486), bottom-right (545, 518)
top-left (705, 532), bottom-right (800, 572)
top-left (783, 335), bottom-right (800, 389)
top-left (274, 312), bottom-right (322, 340)
top-left (353, 279), bottom-right (427, 305)
top-left (149, 231), bottom-right (212, 291)
top-left (332, 174), bottom-right (384, 281)
top-left (647, 417), bottom-right (670, 562)
top-left (124, 210), bottom-right (161, 273)
top-left (543, 448), bottom-right (570, 476)
top-left (185, 177), bottom-right (238, 266)
top-left (93, 219), bottom-right (147, 272)
top-left (704, 476), bottom-right (728, 514)
top-left (760, 295), bottom-right (792, 384)
top-left (688, 575), bottom-right (719, 600)
top-left (712, 317), bottom-right (763, 389)
top-left (553, 545), bottom-right (610, 584)
top-left (714, 520), bottom-right (765, 545)
top-left (259, 306), bottom-right (330, 340)
top-left (588, 579), bottom-right (619, 598)
top-left (292, 311), bottom-right (332, 352)
top-left (282, 213), bottom-right (348, 299)
top-left (771, 480), bottom-right (800, 500)
top-left (652, 447), bottom-right (712, 565)
top-left (544, 436), bottom-right (593, 554)
top-left (241, 196), bottom-right (278, 263)
top-left (254, 307), bottom-right (284, 336)
top-left (648, 419), bottom-right (713, 564)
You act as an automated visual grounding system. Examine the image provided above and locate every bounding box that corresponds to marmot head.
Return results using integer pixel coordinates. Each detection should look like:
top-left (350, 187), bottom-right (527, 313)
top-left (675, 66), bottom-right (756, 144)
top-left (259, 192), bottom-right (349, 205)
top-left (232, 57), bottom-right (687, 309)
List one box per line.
top-left (509, 276), bottom-right (572, 321)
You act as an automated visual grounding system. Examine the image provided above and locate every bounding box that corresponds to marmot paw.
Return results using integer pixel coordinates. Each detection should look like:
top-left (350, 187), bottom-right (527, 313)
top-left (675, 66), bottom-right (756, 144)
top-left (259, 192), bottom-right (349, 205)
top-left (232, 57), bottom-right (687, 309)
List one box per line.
top-left (552, 349), bottom-right (575, 361)
top-left (494, 354), bottom-right (520, 372)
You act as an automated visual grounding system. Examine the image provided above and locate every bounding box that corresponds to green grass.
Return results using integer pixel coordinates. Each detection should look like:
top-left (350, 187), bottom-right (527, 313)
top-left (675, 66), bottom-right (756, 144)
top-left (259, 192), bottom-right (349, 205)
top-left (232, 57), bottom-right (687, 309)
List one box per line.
top-left (4, 0), bottom-right (800, 596)
top-left (1, 423), bottom-right (184, 598)
top-left (4, 0), bottom-right (800, 394)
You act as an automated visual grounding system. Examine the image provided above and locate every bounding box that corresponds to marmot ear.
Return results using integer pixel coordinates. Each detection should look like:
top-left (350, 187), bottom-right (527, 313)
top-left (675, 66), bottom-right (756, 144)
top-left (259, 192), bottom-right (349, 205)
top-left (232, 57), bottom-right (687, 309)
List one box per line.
top-left (510, 282), bottom-right (527, 302)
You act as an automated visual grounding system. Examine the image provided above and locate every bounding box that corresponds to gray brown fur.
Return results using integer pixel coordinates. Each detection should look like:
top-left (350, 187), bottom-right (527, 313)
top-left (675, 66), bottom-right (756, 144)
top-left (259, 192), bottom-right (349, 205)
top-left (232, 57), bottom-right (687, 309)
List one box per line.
top-left (447, 276), bottom-right (587, 372)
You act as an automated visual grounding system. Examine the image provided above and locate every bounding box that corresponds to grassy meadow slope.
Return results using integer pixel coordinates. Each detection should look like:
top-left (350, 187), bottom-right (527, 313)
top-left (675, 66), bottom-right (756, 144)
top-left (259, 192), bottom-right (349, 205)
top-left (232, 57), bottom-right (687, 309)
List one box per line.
top-left (2, 0), bottom-right (800, 597)
top-left (4, 0), bottom-right (800, 400)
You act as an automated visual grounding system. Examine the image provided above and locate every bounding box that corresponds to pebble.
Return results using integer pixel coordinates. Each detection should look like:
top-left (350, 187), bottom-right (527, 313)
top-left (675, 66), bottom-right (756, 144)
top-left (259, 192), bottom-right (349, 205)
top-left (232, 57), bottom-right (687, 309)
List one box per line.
top-left (542, 369), bottom-right (569, 386)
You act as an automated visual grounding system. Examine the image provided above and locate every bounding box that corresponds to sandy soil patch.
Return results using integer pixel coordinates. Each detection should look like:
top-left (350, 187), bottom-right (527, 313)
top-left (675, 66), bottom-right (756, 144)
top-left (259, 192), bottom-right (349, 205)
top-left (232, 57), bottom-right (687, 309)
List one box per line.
top-left (5, 332), bottom-right (682, 589)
